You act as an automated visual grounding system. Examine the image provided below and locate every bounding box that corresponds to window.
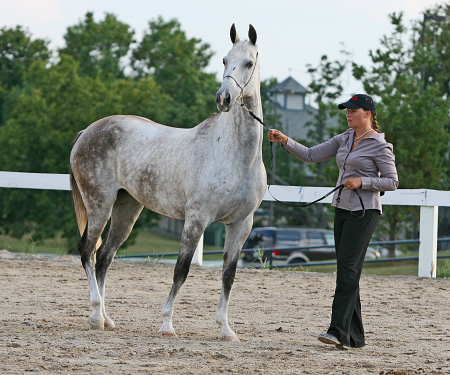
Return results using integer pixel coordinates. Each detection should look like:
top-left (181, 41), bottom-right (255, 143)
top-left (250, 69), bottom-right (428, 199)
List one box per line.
top-left (286, 94), bottom-right (304, 110)
top-left (276, 230), bottom-right (300, 247)
top-left (324, 232), bottom-right (335, 245)
top-left (244, 230), bottom-right (275, 249)
top-left (274, 93), bottom-right (285, 108)
top-left (306, 231), bottom-right (326, 246)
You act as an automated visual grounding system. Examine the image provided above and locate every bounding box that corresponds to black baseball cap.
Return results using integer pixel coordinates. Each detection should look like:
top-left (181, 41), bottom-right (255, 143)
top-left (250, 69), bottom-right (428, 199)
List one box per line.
top-left (338, 94), bottom-right (376, 114)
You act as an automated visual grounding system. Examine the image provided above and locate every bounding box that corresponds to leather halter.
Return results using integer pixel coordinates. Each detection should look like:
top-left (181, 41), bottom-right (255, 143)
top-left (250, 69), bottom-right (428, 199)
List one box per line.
top-left (224, 52), bottom-right (259, 106)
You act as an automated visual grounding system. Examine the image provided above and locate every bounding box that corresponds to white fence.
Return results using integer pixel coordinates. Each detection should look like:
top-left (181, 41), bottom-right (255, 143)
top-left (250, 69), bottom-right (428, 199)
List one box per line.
top-left (1, 171), bottom-right (450, 278)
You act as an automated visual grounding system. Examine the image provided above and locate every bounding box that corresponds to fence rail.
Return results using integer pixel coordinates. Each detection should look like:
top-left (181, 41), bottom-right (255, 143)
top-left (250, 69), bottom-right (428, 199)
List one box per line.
top-left (1, 171), bottom-right (450, 278)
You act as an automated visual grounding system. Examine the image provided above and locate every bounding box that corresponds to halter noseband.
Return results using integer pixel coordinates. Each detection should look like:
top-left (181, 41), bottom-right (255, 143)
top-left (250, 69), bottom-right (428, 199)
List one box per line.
top-left (224, 52), bottom-right (259, 106)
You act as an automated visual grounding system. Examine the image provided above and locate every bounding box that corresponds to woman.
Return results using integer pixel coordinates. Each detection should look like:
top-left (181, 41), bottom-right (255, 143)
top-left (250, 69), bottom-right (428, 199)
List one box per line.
top-left (268, 94), bottom-right (398, 350)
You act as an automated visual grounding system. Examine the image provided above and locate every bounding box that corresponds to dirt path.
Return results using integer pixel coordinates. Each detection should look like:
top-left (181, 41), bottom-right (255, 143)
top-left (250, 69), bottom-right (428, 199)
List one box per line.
top-left (1, 250), bottom-right (450, 374)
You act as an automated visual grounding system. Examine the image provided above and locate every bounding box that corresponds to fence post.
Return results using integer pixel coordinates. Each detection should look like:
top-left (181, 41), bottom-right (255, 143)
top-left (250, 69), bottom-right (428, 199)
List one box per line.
top-left (418, 205), bottom-right (438, 277)
top-left (191, 233), bottom-right (204, 266)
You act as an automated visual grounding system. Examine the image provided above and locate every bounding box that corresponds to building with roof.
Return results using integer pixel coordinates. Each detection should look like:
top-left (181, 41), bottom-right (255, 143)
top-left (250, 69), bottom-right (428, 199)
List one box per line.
top-left (268, 76), bottom-right (338, 140)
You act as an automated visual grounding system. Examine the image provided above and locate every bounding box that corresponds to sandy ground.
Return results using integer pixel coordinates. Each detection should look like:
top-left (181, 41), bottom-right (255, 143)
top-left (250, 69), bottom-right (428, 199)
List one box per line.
top-left (1, 250), bottom-right (450, 375)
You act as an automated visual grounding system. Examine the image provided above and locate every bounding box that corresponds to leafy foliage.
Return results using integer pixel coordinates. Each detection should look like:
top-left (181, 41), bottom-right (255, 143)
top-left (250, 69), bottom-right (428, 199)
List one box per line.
top-left (353, 12), bottom-right (449, 190)
top-left (58, 12), bottom-right (135, 79)
top-left (0, 26), bottom-right (51, 125)
top-left (0, 13), bottom-right (218, 252)
top-left (303, 54), bottom-right (348, 227)
top-left (131, 16), bottom-right (218, 127)
top-left (414, 3), bottom-right (450, 98)
top-left (353, 12), bottom-right (450, 255)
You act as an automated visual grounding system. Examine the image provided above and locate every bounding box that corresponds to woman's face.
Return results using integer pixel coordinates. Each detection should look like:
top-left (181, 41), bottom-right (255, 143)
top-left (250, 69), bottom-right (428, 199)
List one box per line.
top-left (346, 108), bottom-right (370, 129)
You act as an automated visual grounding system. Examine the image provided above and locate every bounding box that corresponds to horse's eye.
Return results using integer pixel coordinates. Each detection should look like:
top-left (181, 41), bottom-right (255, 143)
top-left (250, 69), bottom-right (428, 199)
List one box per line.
top-left (223, 58), bottom-right (226, 65)
top-left (246, 61), bottom-right (253, 68)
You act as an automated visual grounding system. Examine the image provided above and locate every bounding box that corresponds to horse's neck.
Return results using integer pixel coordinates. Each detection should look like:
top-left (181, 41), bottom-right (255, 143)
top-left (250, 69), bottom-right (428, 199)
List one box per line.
top-left (218, 92), bottom-right (264, 161)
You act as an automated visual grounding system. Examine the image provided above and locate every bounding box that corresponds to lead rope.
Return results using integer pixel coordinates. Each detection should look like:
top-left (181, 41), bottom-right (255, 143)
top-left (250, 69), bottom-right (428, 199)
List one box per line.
top-left (226, 54), bottom-right (365, 218)
top-left (240, 106), bottom-right (365, 219)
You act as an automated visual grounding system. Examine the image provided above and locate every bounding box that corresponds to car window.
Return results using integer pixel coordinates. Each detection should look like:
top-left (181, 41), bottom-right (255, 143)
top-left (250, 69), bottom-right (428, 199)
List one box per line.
top-left (306, 231), bottom-right (325, 246)
top-left (276, 230), bottom-right (300, 247)
top-left (244, 230), bottom-right (275, 249)
top-left (324, 232), bottom-right (335, 245)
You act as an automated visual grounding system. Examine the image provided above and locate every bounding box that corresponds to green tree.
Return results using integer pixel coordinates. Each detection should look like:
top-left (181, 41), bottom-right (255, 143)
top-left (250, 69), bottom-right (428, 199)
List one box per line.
top-left (131, 16), bottom-right (218, 127)
top-left (0, 26), bottom-right (51, 125)
top-left (0, 55), bottom-right (171, 252)
top-left (259, 78), bottom-right (315, 228)
top-left (415, 2), bottom-right (450, 98)
top-left (353, 12), bottom-right (450, 256)
top-left (58, 12), bottom-right (135, 79)
top-left (305, 54), bottom-right (348, 227)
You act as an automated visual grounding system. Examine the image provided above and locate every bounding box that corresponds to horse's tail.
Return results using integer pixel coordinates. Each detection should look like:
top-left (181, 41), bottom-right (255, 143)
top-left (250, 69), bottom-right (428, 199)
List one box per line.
top-left (70, 132), bottom-right (101, 250)
top-left (70, 169), bottom-right (88, 238)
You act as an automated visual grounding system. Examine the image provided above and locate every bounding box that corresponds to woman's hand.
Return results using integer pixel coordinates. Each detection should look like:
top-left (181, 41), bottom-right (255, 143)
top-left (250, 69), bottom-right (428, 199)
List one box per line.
top-left (268, 129), bottom-right (288, 146)
top-left (343, 177), bottom-right (362, 190)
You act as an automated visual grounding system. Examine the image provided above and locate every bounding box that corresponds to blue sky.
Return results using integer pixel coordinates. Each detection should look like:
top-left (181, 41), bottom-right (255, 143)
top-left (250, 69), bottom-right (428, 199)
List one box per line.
top-left (0, 0), bottom-right (444, 100)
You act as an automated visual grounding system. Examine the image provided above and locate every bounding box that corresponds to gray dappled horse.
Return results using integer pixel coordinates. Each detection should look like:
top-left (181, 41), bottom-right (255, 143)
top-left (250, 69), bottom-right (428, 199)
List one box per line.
top-left (70, 24), bottom-right (266, 342)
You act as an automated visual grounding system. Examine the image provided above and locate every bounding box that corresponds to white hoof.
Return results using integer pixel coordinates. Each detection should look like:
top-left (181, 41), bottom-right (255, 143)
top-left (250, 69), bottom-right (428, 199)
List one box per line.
top-left (219, 333), bottom-right (240, 342)
top-left (88, 315), bottom-right (104, 330)
top-left (104, 318), bottom-right (116, 330)
top-left (159, 330), bottom-right (178, 339)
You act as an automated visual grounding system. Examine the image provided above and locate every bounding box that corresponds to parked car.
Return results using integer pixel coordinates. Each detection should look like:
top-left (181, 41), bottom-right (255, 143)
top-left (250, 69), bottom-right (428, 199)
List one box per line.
top-left (242, 227), bottom-right (379, 264)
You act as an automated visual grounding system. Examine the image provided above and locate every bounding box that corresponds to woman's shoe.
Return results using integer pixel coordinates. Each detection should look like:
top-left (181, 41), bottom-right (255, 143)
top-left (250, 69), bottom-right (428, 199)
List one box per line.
top-left (318, 334), bottom-right (350, 350)
top-left (335, 343), bottom-right (350, 350)
top-left (317, 333), bottom-right (340, 345)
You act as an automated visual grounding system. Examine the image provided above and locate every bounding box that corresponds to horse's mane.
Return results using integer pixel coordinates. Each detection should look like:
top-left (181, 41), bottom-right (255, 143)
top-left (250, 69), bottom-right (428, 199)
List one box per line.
top-left (72, 131), bottom-right (84, 146)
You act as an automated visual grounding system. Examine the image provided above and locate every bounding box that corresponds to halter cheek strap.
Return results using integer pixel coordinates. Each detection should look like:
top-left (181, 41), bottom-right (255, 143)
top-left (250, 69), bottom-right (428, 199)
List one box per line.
top-left (224, 53), bottom-right (259, 106)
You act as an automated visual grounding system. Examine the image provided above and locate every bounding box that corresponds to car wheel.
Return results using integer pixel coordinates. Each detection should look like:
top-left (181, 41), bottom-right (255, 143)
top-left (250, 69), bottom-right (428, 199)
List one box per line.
top-left (287, 256), bottom-right (309, 265)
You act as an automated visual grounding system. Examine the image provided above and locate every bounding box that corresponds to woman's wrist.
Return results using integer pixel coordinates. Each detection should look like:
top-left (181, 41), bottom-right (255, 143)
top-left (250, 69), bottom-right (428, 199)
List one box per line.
top-left (281, 136), bottom-right (288, 146)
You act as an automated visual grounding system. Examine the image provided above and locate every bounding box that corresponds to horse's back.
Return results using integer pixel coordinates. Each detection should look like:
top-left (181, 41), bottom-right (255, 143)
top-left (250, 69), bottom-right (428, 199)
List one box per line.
top-left (70, 115), bottom-right (195, 218)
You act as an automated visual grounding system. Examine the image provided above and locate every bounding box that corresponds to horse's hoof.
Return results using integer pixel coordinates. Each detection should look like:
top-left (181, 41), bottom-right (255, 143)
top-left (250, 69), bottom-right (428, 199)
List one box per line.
top-left (88, 316), bottom-right (104, 330)
top-left (220, 334), bottom-right (240, 342)
top-left (104, 320), bottom-right (116, 330)
top-left (159, 330), bottom-right (178, 339)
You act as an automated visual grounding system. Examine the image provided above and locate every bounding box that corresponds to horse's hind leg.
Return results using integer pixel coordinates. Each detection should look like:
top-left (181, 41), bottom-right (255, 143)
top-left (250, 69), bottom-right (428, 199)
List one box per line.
top-left (78, 205), bottom-right (113, 330)
top-left (95, 189), bottom-right (143, 329)
top-left (216, 216), bottom-right (253, 342)
top-left (159, 215), bottom-right (208, 338)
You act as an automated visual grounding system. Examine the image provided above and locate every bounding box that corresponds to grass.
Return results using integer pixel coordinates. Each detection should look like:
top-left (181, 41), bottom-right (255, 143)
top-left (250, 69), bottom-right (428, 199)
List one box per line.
top-left (1, 231), bottom-right (450, 277)
top-left (283, 257), bottom-right (450, 277)
top-left (117, 229), bottom-right (223, 260)
top-left (0, 234), bottom-right (67, 255)
top-left (0, 228), bottom-right (223, 259)
top-left (437, 259), bottom-right (450, 278)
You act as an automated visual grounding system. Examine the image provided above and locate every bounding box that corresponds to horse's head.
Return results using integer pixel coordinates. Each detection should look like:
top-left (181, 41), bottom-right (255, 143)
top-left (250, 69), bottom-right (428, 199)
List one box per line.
top-left (216, 24), bottom-right (259, 112)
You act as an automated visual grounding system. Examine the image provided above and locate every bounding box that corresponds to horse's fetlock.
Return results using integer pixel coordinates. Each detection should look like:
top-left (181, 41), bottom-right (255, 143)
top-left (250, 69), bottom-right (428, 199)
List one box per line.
top-left (90, 296), bottom-right (102, 308)
top-left (161, 306), bottom-right (172, 318)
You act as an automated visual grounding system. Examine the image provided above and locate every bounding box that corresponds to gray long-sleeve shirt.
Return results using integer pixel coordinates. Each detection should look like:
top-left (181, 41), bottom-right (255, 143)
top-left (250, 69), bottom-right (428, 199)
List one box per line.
top-left (282, 129), bottom-right (399, 214)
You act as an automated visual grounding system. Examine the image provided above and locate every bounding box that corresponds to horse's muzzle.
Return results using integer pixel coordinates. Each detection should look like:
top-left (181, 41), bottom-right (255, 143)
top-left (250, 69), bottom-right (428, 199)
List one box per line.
top-left (216, 89), bottom-right (231, 112)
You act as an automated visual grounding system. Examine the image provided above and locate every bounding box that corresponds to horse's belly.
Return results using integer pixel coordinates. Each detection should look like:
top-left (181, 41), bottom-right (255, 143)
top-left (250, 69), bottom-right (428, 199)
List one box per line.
top-left (123, 179), bottom-right (187, 220)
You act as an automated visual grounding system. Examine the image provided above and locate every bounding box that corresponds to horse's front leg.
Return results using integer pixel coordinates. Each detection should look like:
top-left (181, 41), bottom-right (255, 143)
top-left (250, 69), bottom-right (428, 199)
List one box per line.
top-left (159, 217), bottom-right (207, 338)
top-left (216, 217), bottom-right (253, 342)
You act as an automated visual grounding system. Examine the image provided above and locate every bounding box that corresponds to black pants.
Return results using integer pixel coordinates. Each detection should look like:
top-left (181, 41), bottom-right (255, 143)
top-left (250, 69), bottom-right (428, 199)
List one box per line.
top-left (327, 208), bottom-right (380, 348)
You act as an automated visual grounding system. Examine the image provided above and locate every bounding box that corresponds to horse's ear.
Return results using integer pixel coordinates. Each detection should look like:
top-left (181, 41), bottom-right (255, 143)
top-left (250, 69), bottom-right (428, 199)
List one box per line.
top-left (230, 23), bottom-right (240, 44)
top-left (248, 24), bottom-right (257, 45)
